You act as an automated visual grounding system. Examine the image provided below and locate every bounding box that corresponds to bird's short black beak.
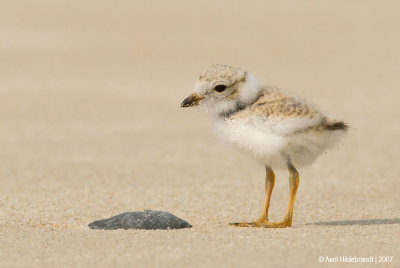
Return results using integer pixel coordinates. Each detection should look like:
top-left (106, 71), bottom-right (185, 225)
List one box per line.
top-left (181, 93), bottom-right (204, 107)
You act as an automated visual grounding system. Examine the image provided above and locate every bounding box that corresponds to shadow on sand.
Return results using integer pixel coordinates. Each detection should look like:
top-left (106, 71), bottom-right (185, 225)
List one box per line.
top-left (309, 218), bottom-right (400, 226)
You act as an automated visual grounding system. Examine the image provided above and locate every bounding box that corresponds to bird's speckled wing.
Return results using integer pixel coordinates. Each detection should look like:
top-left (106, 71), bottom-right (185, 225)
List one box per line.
top-left (233, 88), bottom-right (326, 135)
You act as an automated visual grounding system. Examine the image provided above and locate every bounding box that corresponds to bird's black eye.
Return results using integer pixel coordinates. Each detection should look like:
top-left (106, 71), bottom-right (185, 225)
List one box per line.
top-left (214, 85), bottom-right (227, 92)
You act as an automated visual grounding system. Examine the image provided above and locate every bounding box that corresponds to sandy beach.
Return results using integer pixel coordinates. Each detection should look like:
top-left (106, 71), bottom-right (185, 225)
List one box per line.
top-left (0, 1), bottom-right (399, 267)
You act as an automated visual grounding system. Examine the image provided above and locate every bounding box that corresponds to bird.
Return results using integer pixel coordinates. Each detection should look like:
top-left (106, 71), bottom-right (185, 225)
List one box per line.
top-left (181, 64), bottom-right (348, 228)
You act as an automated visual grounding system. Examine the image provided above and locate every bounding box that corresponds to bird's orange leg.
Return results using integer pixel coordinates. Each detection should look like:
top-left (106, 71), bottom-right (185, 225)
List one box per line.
top-left (229, 166), bottom-right (275, 227)
top-left (230, 162), bottom-right (299, 228)
top-left (257, 166), bottom-right (275, 222)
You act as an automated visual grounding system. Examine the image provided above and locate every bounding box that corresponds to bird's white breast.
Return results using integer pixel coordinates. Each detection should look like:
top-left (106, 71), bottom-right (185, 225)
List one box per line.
top-left (213, 116), bottom-right (287, 166)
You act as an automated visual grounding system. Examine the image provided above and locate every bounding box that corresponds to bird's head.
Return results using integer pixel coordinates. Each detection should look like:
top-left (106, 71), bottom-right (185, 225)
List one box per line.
top-left (181, 64), bottom-right (261, 116)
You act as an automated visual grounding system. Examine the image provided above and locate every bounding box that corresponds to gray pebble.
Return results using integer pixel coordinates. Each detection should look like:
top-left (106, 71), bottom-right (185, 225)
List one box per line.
top-left (88, 210), bottom-right (192, 230)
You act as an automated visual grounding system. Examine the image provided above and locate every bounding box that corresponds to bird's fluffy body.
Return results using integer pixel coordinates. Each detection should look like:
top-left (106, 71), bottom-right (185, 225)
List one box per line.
top-left (185, 64), bottom-right (347, 169)
top-left (213, 89), bottom-right (346, 168)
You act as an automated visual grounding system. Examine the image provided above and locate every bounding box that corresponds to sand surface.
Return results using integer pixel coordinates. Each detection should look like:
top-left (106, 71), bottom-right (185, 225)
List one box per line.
top-left (1, 1), bottom-right (399, 267)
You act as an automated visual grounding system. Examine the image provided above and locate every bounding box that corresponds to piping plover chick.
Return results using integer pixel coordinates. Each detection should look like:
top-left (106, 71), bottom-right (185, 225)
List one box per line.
top-left (181, 64), bottom-right (348, 228)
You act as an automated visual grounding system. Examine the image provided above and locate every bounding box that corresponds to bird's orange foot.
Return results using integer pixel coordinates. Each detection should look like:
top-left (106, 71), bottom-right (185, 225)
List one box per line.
top-left (229, 219), bottom-right (291, 228)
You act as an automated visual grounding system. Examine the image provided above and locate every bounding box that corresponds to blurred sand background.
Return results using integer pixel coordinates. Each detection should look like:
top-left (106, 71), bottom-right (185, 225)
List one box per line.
top-left (0, 0), bottom-right (399, 267)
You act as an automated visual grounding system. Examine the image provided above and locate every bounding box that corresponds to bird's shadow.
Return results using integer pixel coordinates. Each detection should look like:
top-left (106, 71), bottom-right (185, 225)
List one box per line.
top-left (308, 218), bottom-right (400, 226)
